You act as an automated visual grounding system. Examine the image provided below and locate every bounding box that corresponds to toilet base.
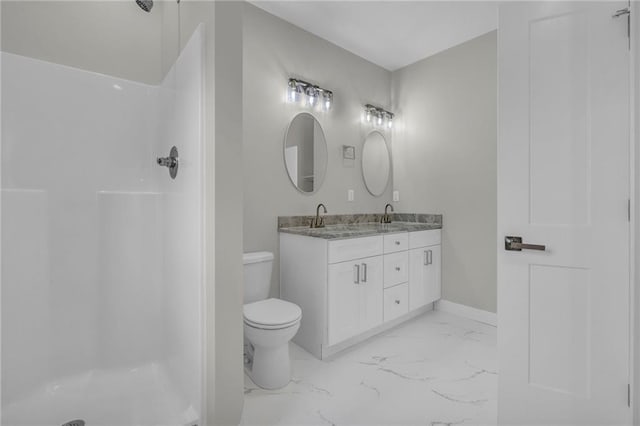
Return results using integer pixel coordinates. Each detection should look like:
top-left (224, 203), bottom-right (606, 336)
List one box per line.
top-left (243, 321), bottom-right (300, 390)
top-left (245, 342), bottom-right (292, 389)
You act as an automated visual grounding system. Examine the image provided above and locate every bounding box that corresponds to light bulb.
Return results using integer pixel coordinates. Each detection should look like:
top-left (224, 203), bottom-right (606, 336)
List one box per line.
top-left (387, 118), bottom-right (393, 129)
top-left (288, 81), bottom-right (299, 103)
top-left (323, 92), bottom-right (332, 111)
top-left (306, 87), bottom-right (318, 107)
top-left (366, 110), bottom-right (372, 122)
top-left (377, 115), bottom-right (383, 126)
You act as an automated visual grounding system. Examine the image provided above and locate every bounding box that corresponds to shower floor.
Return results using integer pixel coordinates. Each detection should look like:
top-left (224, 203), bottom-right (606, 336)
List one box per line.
top-left (2, 362), bottom-right (198, 426)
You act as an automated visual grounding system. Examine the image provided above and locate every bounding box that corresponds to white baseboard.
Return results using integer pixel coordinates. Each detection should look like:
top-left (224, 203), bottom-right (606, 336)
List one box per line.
top-left (435, 299), bottom-right (497, 327)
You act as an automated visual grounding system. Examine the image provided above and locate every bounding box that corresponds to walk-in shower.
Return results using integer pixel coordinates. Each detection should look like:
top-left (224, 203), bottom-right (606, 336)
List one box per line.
top-left (1, 1), bottom-right (205, 425)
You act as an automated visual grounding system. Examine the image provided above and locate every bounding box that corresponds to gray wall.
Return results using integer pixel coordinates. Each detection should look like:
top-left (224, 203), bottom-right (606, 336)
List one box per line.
top-left (213, 2), bottom-right (245, 425)
top-left (1, 1), bottom-right (164, 84)
top-left (242, 4), bottom-right (393, 297)
top-left (391, 31), bottom-right (497, 313)
top-left (180, 2), bottom-right (245, 424)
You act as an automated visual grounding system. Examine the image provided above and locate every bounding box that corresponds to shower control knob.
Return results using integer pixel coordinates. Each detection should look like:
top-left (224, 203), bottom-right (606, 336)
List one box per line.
top-left (157, 157), bottom-right (176, 168)
top-left (157, 146), bottom-right (179, 179)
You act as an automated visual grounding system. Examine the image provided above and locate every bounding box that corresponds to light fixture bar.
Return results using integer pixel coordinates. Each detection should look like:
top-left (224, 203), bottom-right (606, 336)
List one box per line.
top-left (364, 104), bottom-right (394, 128)
top-left (288, 78), bottom-right (333, 110)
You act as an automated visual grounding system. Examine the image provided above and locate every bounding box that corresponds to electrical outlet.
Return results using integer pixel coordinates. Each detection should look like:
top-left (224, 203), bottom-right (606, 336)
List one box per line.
top-left (393, 190), bottom-right (400, 202)
top-left (348, 189), bottom-right (354, 202)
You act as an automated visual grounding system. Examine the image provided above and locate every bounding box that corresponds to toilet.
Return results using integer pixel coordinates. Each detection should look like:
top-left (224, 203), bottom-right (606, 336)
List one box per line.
top-left (243, 251), bottom-right (302, 389)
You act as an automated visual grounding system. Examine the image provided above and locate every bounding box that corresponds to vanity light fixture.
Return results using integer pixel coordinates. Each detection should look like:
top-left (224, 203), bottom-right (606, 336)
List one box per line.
top-left (288, 78), bottom-right (333, 111)
top-left (364, 104), bottom-right (394, 129)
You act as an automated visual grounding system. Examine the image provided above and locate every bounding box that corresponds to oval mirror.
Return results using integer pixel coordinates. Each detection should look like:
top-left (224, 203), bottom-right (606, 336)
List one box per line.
top-left (362, 131), bottom-right (390, 196)
top-left (284, 113), bottom-right (328, 194)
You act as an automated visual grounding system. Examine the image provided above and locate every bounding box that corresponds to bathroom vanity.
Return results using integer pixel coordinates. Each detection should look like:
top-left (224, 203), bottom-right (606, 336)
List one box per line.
top-left (279, 215), bottom-right (442, 359)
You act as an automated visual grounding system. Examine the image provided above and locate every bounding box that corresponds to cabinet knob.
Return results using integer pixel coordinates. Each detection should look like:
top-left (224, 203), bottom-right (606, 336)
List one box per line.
top-left (395, 266), bottom-right (401, 271)
top-left (395, 300), bottom-right (401, 304)
top-left (395, 241), bottom-right (400, 245)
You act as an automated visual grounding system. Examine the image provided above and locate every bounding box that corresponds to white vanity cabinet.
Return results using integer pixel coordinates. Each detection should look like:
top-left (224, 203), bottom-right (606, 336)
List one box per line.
top-left (280, 228), bottom-right (441, 359)
top-left (408, 230), bottom-right (442, 310)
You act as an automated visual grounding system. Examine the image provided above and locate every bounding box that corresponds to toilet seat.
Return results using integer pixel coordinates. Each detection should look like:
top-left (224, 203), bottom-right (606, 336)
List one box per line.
top-left (243, 298), bottom-right (302, 330)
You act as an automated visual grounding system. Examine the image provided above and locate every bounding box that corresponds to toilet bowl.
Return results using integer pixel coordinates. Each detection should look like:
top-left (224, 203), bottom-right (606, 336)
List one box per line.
top-left (242, 252), bottom-right (302, 389)
top-left (243, 298), bottom-right (301, 389)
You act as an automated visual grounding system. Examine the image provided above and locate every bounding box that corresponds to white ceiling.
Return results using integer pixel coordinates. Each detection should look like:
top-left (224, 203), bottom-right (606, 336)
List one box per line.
top-left (249, 1), bottom-right (498, 71)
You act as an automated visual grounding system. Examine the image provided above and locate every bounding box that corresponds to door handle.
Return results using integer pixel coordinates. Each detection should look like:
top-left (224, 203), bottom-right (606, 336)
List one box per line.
top-left (612, 7), bottom-right (630, 18)
top-left (427, 249), bottom-right (433, 265)
top-left (361, 263), bottom-right (367, 282)
top-left (354, 264), bottom-right (360, 284)
top-left (505, 236), bottom-right (546, 251)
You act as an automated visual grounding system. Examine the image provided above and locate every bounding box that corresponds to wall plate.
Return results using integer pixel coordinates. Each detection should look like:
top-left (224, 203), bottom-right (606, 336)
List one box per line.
top-left (342, 145), bottom-right (355, 160)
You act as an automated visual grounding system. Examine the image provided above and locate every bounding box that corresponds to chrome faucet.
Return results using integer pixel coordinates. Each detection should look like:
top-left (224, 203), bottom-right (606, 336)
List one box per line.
top-left (381, 203), bottom-right (394, 224)
top-left (311, 203), bottom-right (328, 228)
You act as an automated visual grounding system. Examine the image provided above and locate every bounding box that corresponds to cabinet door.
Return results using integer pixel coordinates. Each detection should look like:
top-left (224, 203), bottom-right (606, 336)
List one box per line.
top-left (408, 246), bottom-right (441, 311)
top-left (357, 255), bottom-right (383, 332)
top-left (327, 255), bottom-right (383, 346)
top-left (424, 245), bottom-right (441, 304)
top-left (328, 260), bottom-right (361, 346)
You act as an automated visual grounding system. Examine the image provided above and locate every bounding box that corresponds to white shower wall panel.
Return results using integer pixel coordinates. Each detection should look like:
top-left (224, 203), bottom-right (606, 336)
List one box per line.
top-left (1, 52), bottom-right (160, 395)
top-left (1, 189), bottom-right (50, 400)
top-left (156, 26), bottom-right (204, 415)
top-left (1, 52), bottom-right (158, 191)
top-left (97, 191), bottom-right (163, 368)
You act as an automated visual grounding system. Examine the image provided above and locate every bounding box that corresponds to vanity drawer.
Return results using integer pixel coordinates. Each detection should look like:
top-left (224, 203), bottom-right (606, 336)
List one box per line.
top-left (409, 229), bottom-right (441, 249)
top-left (383, 283), bottom-right (409, 322)
top-left (383, 233), bottom-right (408, 254)
top-left (383, 251), bottom-right (408, 288)
top-left (328, 235), bottom-right (383, 264)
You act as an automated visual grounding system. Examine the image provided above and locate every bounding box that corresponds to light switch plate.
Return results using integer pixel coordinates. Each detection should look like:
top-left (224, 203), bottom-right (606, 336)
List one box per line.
top-left (393, 190), bottom-right (400, 202)
top-left (348, 189), bottom-right (354, 202)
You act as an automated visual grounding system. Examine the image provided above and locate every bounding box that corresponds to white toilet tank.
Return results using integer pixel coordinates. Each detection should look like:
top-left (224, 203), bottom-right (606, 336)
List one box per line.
top-left (243, 251), bottom-right (274, 304)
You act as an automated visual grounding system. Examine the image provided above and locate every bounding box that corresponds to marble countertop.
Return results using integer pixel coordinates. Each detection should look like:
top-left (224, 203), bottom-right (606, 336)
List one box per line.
top-left (278, 221), bottom-right (442, 240)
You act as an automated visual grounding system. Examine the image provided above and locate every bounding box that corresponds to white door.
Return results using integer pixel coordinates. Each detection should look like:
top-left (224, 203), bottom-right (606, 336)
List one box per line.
top-left (498, 2), bottom-right (631, 424)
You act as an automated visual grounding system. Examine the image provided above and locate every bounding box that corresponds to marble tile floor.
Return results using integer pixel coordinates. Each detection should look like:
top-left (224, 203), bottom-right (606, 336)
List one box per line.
top-left (241, 310), bottom-right (497, 426)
